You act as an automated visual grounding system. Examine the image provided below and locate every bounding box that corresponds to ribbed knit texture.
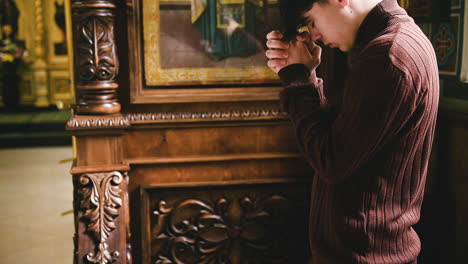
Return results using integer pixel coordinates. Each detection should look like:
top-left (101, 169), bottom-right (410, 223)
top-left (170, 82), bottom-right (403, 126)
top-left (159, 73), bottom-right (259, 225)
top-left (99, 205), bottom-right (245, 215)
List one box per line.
top-left (278, 0), bottom-right (439, 263)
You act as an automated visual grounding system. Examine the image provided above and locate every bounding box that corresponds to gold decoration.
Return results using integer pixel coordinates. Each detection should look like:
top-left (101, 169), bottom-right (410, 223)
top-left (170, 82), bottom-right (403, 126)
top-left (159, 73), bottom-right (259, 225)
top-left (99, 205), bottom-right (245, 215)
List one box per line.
top-left (34, 0), bottom-right (45, 58)
top-left (33, 0), bottom-right (49, 107)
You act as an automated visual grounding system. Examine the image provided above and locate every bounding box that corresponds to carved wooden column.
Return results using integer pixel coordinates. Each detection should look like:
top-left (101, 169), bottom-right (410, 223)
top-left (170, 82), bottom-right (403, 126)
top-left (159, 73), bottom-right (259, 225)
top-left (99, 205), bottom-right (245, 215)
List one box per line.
top-left (68, 1), bottom-right (130, 263)
top-left (71, 0), bottom-right (120, 114)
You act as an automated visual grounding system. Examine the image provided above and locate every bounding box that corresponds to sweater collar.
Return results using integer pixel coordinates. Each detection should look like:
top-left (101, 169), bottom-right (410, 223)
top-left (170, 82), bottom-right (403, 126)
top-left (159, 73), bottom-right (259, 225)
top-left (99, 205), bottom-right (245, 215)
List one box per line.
top-left (353, 0), bottom-right (408, 51)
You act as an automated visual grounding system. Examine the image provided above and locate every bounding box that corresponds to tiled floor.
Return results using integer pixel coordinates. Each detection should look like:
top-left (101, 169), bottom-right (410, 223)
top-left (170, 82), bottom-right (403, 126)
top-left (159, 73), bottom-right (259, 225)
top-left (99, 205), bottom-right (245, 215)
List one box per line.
top-left (0, 146), bottom-right (74, 263)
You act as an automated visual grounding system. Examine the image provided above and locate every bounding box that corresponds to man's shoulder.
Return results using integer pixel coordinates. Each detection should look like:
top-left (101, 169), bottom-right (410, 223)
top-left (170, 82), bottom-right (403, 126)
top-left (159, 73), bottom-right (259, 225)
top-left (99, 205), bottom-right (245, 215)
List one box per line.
top-left (362, 22), bottom-right (436, 77)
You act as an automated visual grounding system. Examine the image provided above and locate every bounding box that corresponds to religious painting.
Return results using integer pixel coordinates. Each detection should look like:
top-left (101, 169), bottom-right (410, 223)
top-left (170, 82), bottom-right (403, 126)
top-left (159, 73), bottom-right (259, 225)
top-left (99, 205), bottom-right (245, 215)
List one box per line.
top-left (432, 13), bottom-right (460, 76)
top-left (143, 0), bottom-right (281, 86)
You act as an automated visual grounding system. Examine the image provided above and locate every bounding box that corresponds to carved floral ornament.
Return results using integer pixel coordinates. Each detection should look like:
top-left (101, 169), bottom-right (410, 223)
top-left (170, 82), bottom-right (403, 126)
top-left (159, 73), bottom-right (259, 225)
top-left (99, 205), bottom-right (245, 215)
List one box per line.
top-left (75, 9), bottom-right (118, 82)
top-left (151, 195), bottom-right (296, 264)
top-left (78, 171), bottom-right (125, 264)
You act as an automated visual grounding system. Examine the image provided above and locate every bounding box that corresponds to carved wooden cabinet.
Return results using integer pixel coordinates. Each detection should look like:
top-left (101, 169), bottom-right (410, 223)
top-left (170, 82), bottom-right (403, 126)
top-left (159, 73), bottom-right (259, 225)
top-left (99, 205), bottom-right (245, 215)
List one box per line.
top-left (66, 0), bottom-right (348, 263)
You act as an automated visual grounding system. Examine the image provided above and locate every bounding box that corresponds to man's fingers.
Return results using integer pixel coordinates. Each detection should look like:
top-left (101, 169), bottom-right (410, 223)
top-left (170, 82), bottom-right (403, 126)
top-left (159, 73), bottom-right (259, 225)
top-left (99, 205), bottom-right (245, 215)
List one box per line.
top-left (267, 59), bottom-right (287, 70)
top-left (266, 39), bottom-right (289, 50)
top-left (266, 31), bottom-right (283, 40)
top-left (310, 43), bottom-right (322, 58)
top-left (265, 50), bottom-right (288, 59)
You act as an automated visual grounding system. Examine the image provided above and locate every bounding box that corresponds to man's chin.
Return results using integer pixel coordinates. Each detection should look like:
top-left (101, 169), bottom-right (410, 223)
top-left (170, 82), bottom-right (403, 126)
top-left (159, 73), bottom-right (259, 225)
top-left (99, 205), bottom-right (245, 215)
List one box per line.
top-left (328, 43), bottom-right (347, 52)
top-left (338, 46), bottom-right (351, 52)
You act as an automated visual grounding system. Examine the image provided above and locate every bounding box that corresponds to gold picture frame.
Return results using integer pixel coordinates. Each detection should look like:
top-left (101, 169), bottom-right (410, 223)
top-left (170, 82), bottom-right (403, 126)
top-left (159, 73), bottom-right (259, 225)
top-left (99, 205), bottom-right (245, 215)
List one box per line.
top-left (128, 0), bottom-right (282, 103)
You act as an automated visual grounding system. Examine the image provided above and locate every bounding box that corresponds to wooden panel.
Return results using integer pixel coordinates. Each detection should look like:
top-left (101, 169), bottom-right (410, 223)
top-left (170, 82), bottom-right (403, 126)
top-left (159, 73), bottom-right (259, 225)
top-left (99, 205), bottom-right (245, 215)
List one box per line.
top-left (140, 181), bottom-right (311, 264)
top-left (129, 159), bottom-right (311, 187)
top-left (124, 123), bottom-right (299, 159)
top-left (75, 135), bottom-right (125, 167)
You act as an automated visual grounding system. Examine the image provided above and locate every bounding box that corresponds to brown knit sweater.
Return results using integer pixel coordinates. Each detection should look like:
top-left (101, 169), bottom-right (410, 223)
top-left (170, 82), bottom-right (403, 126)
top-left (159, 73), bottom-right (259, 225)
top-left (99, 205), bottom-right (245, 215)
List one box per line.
top-left (278, 0), bottom-right (439, 263)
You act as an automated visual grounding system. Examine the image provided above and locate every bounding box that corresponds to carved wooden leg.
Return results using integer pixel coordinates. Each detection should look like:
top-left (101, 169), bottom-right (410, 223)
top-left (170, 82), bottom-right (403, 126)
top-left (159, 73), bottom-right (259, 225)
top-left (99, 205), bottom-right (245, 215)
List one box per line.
top-left (73, 171), bottom-right (130, 264)
top-left (69, 0), bottom-right (127, 259)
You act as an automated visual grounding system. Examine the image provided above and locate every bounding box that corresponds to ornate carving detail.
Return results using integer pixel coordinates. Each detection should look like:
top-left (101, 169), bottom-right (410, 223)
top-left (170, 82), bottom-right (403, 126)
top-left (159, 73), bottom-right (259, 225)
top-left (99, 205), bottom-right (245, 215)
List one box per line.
top-left (67, 114), bottom-right (130, 130)
top-left (125, 109), bottom-right (288, 124)
top-left (151, 195), bottom-right (293, 263)
top-left (77, 14), bottom-right (117, 81)
top-left (72, 0), bottom-right (120, 114)
top-left (66, 109), bottom-right (287, 130)
top-left (79, 172), bottom-right (124, 264)
top-left (34, 0), bottom-right (45, 58)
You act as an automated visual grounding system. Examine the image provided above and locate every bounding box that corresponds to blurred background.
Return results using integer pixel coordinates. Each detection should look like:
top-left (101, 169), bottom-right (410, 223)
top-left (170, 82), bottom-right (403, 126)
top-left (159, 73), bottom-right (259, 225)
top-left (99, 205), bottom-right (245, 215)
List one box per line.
top-left (0, 0), bottom-right (73, 263)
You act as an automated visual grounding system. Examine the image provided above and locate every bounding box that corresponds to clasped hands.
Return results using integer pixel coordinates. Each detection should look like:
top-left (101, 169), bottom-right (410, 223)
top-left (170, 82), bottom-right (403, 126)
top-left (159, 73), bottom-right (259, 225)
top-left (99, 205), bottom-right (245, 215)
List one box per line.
top-left (265, 31), bottom-right (322, 73)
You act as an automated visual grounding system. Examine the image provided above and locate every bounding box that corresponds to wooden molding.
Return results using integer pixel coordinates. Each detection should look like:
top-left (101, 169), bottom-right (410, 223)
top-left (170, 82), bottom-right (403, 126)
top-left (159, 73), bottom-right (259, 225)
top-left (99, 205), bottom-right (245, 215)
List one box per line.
top-left (71, 163), bottom-right (130, 175)
top-left (67, 114), bottom-right (130, 130)
top-left (66, 109), bottom-right (288, 131)
top-left (140, 178), bottom-right (312, 189)
top-left (125, 109), bottom-right (288, 124)
top-left (126, 153), bottom-right (303, 165)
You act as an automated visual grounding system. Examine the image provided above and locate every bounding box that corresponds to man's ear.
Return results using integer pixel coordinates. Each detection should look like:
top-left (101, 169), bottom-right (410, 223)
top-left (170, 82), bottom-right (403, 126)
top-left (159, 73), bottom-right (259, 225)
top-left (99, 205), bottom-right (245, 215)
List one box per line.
top-left (337, 0), bottom-right (350, 8)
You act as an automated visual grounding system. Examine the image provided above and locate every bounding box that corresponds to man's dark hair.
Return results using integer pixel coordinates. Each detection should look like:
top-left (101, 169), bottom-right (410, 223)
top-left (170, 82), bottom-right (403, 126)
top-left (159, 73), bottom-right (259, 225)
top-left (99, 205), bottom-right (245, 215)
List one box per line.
top-left (279, 0), bottom-right (327, 40)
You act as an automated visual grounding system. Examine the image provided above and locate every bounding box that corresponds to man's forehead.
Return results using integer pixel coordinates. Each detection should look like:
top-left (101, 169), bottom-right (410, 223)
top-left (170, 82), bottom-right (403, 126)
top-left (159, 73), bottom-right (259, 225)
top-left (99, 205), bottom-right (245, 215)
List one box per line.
top-left (302, 6), bottom-right (316, 21)
top-left (303, 0), bottom-right (331, 19)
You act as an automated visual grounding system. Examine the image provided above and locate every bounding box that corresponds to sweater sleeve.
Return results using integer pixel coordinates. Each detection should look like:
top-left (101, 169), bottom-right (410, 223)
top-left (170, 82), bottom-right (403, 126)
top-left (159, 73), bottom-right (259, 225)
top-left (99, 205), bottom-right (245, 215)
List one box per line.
top-left (279, 55), bottom-right (415, 184)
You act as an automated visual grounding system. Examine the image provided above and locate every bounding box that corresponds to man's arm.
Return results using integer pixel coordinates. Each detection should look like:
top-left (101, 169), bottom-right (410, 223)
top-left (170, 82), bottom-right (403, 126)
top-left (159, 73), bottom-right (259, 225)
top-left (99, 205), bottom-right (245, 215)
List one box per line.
top-left (279, 54), bottom-right (417, 184)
